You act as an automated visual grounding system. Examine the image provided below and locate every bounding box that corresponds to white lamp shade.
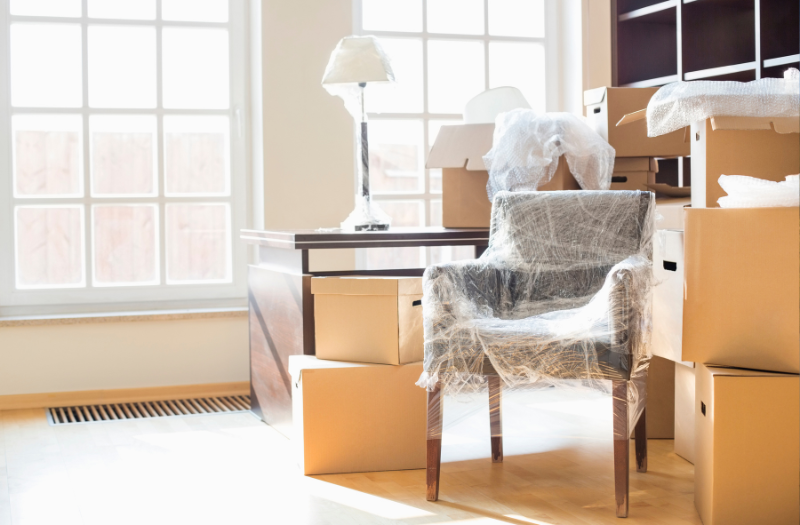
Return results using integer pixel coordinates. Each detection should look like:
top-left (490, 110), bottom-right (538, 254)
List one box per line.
top-left (322, 35), bottom-right (395, 85)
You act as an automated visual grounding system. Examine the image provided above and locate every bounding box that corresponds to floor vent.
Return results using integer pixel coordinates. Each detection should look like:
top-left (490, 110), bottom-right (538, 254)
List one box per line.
top-left (46, 396), bottom-right (251, 425)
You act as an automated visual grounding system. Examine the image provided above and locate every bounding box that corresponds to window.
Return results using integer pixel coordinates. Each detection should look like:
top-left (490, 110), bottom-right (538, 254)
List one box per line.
top-left (0, 0), bottom-right (249, 316)
top-left (356, 0), bottom-right (548, 269)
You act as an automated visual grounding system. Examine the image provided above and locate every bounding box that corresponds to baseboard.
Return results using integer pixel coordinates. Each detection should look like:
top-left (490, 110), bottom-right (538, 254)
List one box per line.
top-left (0, 381), bottom-right (250, 411)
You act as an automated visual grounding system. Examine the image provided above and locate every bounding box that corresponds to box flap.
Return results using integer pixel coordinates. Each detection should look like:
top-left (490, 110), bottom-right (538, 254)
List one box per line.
top-left (426, 123), bottom-right (494, 171)
top-left (616, 108), bottom-right (647, 127)
top-left (311, 276), bottom-right (422, 296)
top-left (710, 116), bottom-right (800, 134)
top-left (583, 86), bottom-right (607, 106)
top-left (288, 355), bottom-right (372, 380)
top-left (614, 157), bottom-right (659, 173)
top-left (705, 365), bottom-right (799, 379)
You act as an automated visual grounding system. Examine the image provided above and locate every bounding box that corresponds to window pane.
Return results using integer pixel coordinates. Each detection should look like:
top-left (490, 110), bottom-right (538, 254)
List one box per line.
top-left (365, 201), bottom-right (423, 270)
top-left (92, 205), bottom-right (158, 286)
top-left (162, 0), bottom-right (228, 22)
top-left (16, 206), bottom-right (84, 288)
top-left (88, 0), bottom-right (156, 20)
top-left (88, 26), bottom-right (156, 108)
top-left (428, 119), bottom-right (462, 193)
top-left (428, 200), bottom-right (475, 264)
top-left (366, 38), bottom-right (423, 114)
top-left (11, 24), bottom-right (82, 108)
top-left (427, 40), bottom-right (485, 114)
top-left (166, 204), bottom-right (231, 283)
top-left (13, 115), bottom-right (82, 197)
top-left (90, 115), bottom-right (156, 196)
top-left (489, 42), bottom-right (546, 113)
top-left (10, 0), bottom-right (80, 17)
top-left (362, 0), bottom-right (422, 32)
top-left (427, 0), bottom-right (484, 35)
top-left (164, 116), bottom-right (229, 196)
top-left (488, 0), bottom-right (545, 38)
top-left (163, 28), bottom-right (229, 109)
top-left (368, 120), bottom-right (424, 194)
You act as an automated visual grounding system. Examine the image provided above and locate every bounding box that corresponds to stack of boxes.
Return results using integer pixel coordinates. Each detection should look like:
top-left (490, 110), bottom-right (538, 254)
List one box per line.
top-left (633, 108), bottom-right (800, 523)
top-left (289, 276), bottom-right (428, 475)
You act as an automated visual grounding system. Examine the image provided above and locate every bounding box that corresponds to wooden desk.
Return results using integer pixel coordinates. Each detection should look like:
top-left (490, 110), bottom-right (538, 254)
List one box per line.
top-left (240, 227), bottom-right (490, 436)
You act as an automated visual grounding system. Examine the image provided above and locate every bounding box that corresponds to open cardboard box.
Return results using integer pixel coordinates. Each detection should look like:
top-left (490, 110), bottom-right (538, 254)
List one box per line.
top-left (695, 364), bottom-right (799, 525)
top-left (652, 207), bottom-right (799, 373)
top-left (427, 123), bottom-right (579, 228)
top-left (584, 87), bottom-right (689, 157)
top-left (617, 111), bottom-right (800, 208)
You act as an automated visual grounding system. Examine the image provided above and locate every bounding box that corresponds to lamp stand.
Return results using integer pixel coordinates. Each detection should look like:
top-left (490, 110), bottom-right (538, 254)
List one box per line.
top-left (341, 83), bottom-right (390, 231)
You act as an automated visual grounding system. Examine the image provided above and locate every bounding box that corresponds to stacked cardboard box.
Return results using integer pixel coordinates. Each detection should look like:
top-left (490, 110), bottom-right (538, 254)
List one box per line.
top-left (289, 276), bottom-right (428, 475)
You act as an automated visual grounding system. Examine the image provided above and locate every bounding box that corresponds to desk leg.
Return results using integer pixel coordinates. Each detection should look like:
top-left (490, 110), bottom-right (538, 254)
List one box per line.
top-left (248, 250), bottom-right (314, 437)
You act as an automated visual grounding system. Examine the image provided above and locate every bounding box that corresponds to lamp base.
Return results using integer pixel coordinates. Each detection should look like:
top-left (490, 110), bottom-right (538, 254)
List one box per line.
top-left (353, 222), bottom-right (390, 232)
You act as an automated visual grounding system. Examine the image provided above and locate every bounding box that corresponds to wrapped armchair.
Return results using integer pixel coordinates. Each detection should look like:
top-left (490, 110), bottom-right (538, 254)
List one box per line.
top-left (419, 190), bottom-right (655, 518)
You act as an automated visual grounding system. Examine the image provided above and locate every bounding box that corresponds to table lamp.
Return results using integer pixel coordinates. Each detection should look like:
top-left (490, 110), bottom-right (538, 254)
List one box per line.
top-left (322, 35), bottom-right (395, 231)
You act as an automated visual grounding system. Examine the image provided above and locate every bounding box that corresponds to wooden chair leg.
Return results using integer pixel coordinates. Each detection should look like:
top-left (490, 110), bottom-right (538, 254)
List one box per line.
top-left (426, 382), bottom-right (443, 502)
top-left (488, 375), bottom-right (503, 463)
top-left (612, 380), bottom-right (629, 518)
top-left (634, 408), bottom-right (648, 473)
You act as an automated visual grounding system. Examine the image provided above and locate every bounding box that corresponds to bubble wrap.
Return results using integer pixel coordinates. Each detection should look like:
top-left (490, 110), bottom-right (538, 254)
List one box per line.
top-left (718, 174), bottom-right (800, 208)
top-left (417, 190), bottom-right (655, 430)
top-left (647, 68), bottom-right (800, 137)
top-left (483, 109), bottom-right (615, 200)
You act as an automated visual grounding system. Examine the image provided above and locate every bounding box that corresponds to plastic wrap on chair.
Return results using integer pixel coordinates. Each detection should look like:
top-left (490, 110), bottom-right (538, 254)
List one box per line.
top-left (417, 190), bottom-right (655, 431)
top-left (483, 109), bottom-right (615, 199)
top-left (646, 68), bottom-right (800, 137)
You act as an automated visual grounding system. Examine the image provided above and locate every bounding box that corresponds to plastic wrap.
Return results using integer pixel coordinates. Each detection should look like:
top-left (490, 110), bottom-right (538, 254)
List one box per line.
top-left (646, 68), bottom-right (800, 137)
top-left (418, 190), bottom-right (654, 515)
top-left (718, 174), bottom-right (800, 208)
top-left (483, 109), bottom-right (615, 199)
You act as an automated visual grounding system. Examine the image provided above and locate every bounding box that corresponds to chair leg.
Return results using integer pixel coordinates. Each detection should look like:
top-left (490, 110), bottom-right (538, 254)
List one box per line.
top-left (426, 382), bottom-right (443, 502)
top-left (634, 408), bottom-right (648, 473)
top-left (612, 380), bottom-right (629, 518)
top-left (488, 375), bottom-right (503, 463)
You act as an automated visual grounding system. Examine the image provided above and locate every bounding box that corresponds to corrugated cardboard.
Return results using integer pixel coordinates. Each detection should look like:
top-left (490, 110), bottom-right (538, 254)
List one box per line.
top-left (584, 87), bottom-right (689, 157)
top-left (312, 276), bottom-right (423, 365)
top-left (689, 116), bottom-right (800, 208)
top-left (616, 112), bottom-right (800, 208)
top-left (683, 207), bottom-right (800, 373)
top-left (695, 364), bottom-right (799, 525)
top-left (289, 356), bottom-right (426, 475)
top-left (674, 362), bottom-right (695, 464)
top-left (655, 198), bottom-right (690, 230)
top-left (428, 124), bottom-right (579, 228)
top-left (652, 208), bottom-right (800, 373)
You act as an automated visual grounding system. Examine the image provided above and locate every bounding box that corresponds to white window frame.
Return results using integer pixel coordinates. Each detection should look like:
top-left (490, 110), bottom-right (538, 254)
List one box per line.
top-left (0, 0), bottom-right (251, 317)
top-left (353, 0), bottom-right (559, 268)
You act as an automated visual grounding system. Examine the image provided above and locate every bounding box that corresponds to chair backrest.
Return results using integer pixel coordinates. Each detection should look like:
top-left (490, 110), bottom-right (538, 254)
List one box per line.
top-left (488, 190), bottom-right (654, 266)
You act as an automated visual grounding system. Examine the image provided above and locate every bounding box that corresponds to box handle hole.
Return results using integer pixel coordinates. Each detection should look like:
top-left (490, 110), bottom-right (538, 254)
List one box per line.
top-left (412, 299), bottom-right (422, 307)
top-left (663, 261), bottom-right (677, 272)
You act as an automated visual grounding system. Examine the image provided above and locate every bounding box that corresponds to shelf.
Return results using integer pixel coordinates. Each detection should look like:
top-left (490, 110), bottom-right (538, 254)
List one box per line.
top-left (622, 74), bottom-right (679, 87)
top-left (684, 61), bottom-right (756, 80)
top-left (619, 0), bottom-right (677, 21)
top-left (764, 55), bottom-right (800, 68)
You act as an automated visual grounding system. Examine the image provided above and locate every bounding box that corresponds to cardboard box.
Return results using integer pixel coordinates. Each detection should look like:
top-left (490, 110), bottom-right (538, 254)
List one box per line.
top-left (617, 112), bottom-right (799, 208)
top-left (427, 124), bottom-right (579, 228)
top-left (674, 362), bottom-right (695, 464)
top-left (311, 276), bottom-right (423, 365)
top-left (695, 364), bottom-right (799, 525)
top-left (652, 208), bottom-right (800, 373)
top-left (584, 87), bottom-right (690, 157)
top-left (655, 197), bottom-right (690, 230)
top-left (289, 356), bottom-right (426, 475)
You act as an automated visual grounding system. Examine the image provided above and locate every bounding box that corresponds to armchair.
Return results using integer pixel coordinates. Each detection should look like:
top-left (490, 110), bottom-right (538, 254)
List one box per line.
top-left (419, 190), bottom-right (655, 518)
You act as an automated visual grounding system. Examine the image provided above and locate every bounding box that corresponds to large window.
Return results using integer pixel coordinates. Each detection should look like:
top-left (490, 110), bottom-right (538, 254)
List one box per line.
top-left (356, 0), bottom-right (547, 269)
top-left (0, 0), bottom-right (248, 316)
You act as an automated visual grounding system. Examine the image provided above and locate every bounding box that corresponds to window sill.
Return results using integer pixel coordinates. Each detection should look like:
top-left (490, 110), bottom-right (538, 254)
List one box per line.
top-left (0, 307), bottom-right (248, 328)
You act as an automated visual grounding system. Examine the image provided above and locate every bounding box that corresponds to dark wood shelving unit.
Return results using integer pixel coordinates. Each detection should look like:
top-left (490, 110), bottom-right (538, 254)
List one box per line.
top-left (612, 0), bottom-right (799, 87)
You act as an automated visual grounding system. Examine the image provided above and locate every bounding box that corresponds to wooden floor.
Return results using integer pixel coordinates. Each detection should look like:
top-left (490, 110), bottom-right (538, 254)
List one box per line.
top-left (0, 390), bottom-right (701, 525)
